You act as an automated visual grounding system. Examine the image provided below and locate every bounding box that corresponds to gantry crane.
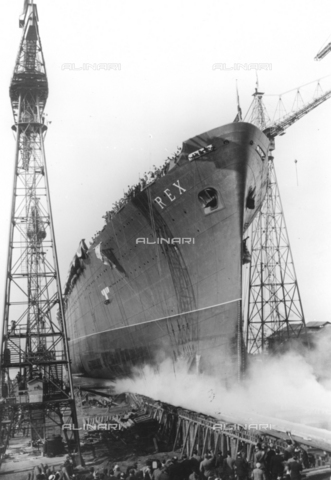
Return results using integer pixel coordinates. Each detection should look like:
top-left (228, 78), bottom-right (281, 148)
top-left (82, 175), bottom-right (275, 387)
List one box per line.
top-left (244, 79), bottom-right (331, 356)
top-left (0, 0), bottom-right (82, 461)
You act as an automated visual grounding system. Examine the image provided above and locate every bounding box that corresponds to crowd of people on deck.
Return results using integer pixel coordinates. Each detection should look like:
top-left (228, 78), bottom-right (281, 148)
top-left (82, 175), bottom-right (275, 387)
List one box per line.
top-left (88, 148), bottom-right (181, 245)
top-left (24, 437), bottom-right (320, 480)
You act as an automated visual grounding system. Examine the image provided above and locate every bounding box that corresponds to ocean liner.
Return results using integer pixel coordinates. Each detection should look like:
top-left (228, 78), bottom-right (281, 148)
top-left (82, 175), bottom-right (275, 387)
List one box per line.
top-left (64, 121), bottom-right (269, 385)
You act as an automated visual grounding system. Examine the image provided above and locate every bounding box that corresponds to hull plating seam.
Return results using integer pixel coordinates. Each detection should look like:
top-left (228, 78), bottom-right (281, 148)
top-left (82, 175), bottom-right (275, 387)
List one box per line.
top-left (69, 296), bottom-right (242, 344)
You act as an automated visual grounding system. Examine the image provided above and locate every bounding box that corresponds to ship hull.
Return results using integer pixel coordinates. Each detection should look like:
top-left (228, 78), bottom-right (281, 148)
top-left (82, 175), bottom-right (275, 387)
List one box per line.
top-left (66, 122), bottom-right (269, 384)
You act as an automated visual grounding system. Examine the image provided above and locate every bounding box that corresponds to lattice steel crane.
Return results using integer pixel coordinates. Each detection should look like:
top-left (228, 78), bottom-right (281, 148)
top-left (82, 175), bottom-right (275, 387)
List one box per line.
top-left (245, 80), bottom-right (331, 139)
top-left (244, 79), bottom-right (331, 356)
top-left (0, 0), bottom-right (82, 461)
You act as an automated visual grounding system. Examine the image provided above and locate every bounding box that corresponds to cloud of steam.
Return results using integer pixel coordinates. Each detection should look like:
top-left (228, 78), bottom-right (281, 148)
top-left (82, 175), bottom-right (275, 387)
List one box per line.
top-left (115, 328), bottom-right (331, 432)
top-left (305, 325), bottom-right (331, 390)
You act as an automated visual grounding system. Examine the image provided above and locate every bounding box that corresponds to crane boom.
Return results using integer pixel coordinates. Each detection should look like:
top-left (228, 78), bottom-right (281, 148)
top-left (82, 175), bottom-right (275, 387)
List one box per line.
top-left (263, 88), bottom-right (331, 138)
top-left (315, 42), bottom-right (331, 60)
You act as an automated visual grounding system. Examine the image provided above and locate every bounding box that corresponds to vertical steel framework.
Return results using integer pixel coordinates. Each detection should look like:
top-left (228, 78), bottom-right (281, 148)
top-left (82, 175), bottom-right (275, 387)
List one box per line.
top-left (245, 155), bottom-right (306, 354)
top-left (245, 87), bottom-right (270, 131)
top-left (0, 2), bottom-right (81, 458)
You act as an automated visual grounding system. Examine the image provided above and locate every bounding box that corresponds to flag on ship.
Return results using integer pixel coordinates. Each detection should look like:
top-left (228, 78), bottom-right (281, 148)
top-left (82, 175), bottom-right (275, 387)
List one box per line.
top-left (95, 242), bottom-right (116, 268)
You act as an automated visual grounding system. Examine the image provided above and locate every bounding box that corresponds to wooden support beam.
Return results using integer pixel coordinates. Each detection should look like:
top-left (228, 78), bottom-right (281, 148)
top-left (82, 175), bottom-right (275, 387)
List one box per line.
top-left (173, 417), bottom-right (182, 451)
top-left (181, 420), bottom-right (192, 457)
top-left (190, 423), bottom-right (199, 457)
top-left (202, 426), bottom-right (209, 455)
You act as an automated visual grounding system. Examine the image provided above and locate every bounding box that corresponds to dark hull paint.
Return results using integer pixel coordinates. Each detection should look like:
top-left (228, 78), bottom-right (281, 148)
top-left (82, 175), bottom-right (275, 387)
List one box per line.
top-left (66, 122), bottom-right (269, 384)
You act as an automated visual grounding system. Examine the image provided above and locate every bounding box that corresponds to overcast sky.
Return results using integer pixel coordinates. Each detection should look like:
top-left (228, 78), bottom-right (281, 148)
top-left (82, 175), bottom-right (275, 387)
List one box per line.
top-left (0, 0), bottom-right (331, 328)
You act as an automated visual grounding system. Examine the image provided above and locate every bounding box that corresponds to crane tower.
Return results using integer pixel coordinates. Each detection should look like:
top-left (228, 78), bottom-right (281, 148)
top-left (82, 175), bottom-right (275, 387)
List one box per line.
top-left (0, 1), bottom-right (81, 458)
top-left (244, 81), bottom-right (331, 355)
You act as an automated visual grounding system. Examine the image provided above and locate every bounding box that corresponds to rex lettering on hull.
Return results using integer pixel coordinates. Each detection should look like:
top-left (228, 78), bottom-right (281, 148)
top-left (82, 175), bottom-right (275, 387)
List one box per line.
top-left (154, 180), bottom-right (187, 209)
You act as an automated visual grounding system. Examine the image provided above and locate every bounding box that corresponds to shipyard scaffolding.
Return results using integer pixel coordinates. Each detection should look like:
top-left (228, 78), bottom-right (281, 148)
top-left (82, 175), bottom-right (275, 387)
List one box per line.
top-left (0, 1), bottom-right (81, 461)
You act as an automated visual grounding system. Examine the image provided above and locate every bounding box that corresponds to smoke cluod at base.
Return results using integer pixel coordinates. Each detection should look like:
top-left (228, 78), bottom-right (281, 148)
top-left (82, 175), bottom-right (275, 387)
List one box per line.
top-left (115, 329), bottom-right (331, 431)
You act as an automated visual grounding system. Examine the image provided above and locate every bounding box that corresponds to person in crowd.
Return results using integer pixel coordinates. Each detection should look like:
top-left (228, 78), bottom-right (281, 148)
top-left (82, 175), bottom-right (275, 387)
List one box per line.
top-left (254, 445), bottom-right (265, 469)
top-left (126, 463), bottom-right (139, 476)
top-left (188, 470), bottom-right (200, 480)
top-left (103, 469), bottom-right (112, 480)
top-left (288, 456), bottom-right (303, 480)
top-left (222, 451), bottom-right (235, 480)
top-left (287, 450), bottom-right (299, 466)
top-left (234, 451), bottom-right (249, 480)
top-left (200, 451), bottom-right (217, 479)
top-left (35, 474), bottom-right (46, 480)
top-left (167, 456), bottom-right (183, 480)
top-left (107, 469), bottom-right (117, 480)
top-left (159, 460), bottom-right (172, 480)
top-left (298, 447), bottom-right (310, 469)
top-left (180, 454), bottom-right (194, 480)
top-left (114, 466), bottom-right (122, 478)
top-left (141, 461), bottom-right (153, 480)
top-left (263, 444), bottom-right (276, 479)
top-left (128, 469), bottom-right (139, 480)
top-left (215, 451), bottom-right (224, 478)
top-left (84, 436), bottom-right (97, 459)
top-left (190, 449), bottom-right (201, 473)
top-left (270, 448), bottom-right (284, 480)
top-left (85, 467), bottom-right (96, 480)
top-left (283, 438), bottom-right (296, 461)
top-left (251, 463), bottom-right (265, 480)
top-left (152, 462), bottom-right (163, 480)
top-left (61, 454), bottom-right (74, 479)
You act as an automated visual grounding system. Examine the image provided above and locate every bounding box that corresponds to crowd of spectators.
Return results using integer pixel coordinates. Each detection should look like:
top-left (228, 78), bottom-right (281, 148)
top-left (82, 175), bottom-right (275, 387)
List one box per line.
top-left (88, 147), bottom-right (182, 245)
top-left (25, 439), bottom-right (319, 480)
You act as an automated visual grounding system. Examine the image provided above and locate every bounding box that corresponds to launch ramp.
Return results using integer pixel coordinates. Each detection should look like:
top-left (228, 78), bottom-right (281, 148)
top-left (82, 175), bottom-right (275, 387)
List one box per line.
top-left (124, 394), bottom-right (331, 476)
